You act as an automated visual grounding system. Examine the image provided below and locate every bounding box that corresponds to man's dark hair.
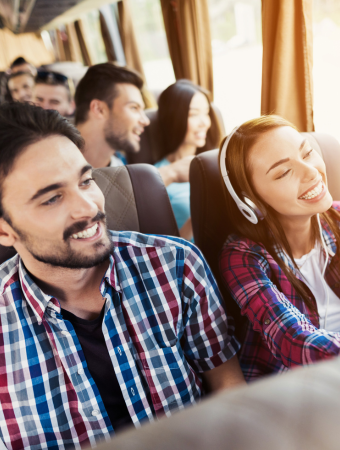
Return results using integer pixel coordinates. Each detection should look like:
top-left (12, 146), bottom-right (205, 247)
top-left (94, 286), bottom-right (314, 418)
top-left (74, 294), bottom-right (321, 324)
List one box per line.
top-left (8, 71), bottom-right (34, 82)
top-left (74, 63), bottom-right (143, 125)
top-left (10, 57), bottom-right (28, 69)
top-left (0, 102), bottom-right (84, 216)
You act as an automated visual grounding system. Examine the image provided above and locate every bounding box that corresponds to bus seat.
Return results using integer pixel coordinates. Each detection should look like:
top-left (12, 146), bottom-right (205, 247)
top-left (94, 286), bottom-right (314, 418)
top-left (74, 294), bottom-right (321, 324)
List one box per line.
top-left (126, 103), bottom-right (226, 165)
top-left (0, 164), bottom-right (179, 265)
top-left (190, 132), bottom-right (340, 336)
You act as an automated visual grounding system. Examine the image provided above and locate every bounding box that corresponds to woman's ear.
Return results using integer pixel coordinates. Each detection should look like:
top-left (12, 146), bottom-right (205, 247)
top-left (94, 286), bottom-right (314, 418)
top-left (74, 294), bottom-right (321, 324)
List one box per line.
top-left (0, 218), bottom-right (17, 247)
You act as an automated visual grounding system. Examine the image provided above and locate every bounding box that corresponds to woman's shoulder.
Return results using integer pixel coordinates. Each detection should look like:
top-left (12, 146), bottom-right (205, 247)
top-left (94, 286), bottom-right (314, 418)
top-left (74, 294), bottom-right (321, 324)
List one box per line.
top-left (154, 157), bottom-right (170, 168)
top-left (223, 233), bottom-right (264, 250)
top-left (219, 234), bottom-right (272, 275)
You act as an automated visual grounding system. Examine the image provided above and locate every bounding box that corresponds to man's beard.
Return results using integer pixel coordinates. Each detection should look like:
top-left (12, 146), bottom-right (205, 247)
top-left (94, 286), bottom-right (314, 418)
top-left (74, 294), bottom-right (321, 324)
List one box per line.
top-left (104, 117), bottom-right (138, 154)
top-left (6, 211), bottom-right (113, 270)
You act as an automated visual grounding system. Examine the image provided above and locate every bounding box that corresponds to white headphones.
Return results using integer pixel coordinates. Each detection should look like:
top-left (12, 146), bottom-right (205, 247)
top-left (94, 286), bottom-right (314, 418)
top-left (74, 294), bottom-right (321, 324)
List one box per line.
top-left (220, 125), bottom-right (264, 225)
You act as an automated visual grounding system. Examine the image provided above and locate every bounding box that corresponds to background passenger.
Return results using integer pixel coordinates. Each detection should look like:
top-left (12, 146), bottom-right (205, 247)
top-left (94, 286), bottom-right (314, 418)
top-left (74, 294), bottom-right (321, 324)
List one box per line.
top-left (7, 71), bottom-right (35, 103)
top-left (34, 70), bottom-right (75, 117)
top-left (9, 56), bottom-right (37, 76)
top-left (155, 80), bottom-right (219, 241)
top-left (219, 115), bottom-right (340, 381)
top-left (74, 63), bottom-right (194, 187)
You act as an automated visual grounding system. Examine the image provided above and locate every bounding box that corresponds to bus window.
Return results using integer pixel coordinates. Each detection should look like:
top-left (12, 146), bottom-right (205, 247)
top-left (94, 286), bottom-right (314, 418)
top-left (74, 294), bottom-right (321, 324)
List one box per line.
top-left (313, 0), bottom-right (340, 142)
top-left (129, 0), bottom-right (175, 92)
top-left (208, 0), bottom-right (262, 132)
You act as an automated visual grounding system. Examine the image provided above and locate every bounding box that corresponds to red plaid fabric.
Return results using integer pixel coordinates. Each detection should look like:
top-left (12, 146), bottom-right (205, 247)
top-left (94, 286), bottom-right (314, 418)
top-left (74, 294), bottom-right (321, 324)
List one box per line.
top-left (220, 202), bottom-right (340, 381)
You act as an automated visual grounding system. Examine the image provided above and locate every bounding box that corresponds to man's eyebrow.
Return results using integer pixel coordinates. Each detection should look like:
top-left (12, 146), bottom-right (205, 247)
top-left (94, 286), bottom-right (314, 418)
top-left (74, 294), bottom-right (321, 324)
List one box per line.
top-left (29, 183), bottom-right (66, 202)
top-left (80, 164), bottom-right (93, 176)
top-left (29, 164), bottom-right (93, 202)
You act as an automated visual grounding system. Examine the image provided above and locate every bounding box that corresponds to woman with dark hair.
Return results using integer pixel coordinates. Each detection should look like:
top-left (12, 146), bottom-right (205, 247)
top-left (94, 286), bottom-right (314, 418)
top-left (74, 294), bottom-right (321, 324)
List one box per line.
top-left (219, 115), bottom-right (340, 382)
top-left (155, 80), bottom-right (221, 241)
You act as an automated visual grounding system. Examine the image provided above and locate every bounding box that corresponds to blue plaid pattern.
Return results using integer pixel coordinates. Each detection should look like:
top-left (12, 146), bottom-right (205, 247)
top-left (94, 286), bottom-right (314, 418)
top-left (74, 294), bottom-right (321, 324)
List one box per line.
top-left (0, 231), bottom-right (239, 449)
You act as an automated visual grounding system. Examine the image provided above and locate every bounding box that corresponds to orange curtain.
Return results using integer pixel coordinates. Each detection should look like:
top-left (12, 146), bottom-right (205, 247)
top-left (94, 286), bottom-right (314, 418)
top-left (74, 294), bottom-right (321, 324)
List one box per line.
top-left (66, 23), bottom-right (83, 63)
top-left (117, 0), bottom-right (145, 78)
top-left (74, 20), bottom-right (92, 66)
top-left (0, 28), bottom-right (54, 70)
top-left (99, 12), bottom-right (117, 62)
top-left (261, 0), bottom-right (314, 131)
top-left (160, 0), bottom-right (213, 98)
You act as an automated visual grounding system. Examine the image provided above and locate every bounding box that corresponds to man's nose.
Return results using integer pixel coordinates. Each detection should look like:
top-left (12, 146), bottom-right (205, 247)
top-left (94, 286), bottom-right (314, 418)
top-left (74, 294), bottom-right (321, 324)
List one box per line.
top-left (70, 191), bottom-right (98, 220)
top-left (140, 110), bottom-right (150, 127)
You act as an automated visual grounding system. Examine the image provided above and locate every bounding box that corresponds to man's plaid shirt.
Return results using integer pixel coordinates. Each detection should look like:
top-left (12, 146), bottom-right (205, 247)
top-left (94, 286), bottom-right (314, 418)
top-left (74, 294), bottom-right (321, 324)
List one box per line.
top-left (0, 231), bottom-right (240, 450)
top-left (220, 202), bottom-right (340, 382)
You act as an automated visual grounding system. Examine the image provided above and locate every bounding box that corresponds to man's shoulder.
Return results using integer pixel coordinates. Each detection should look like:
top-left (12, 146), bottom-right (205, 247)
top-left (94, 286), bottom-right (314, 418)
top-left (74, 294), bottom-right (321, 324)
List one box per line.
top-left (110, 230), bottom-right (203, 259)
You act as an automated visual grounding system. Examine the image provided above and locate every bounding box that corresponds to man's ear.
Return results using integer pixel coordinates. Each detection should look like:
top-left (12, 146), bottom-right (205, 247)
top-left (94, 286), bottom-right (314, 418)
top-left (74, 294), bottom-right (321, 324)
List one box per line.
top-left (0, 217), bottom-right (17, 247)
top-left (89, 99), bottom-right (109, 120)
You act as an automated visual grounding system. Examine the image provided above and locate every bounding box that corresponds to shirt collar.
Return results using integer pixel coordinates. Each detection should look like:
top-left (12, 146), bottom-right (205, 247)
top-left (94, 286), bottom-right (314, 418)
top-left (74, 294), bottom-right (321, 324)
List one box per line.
top-left (18, 259), bottom-right (59, 325)
top-left (102, 252), bottom-right (121, 293)
top-left (18, 252), bottom-right (121, 325)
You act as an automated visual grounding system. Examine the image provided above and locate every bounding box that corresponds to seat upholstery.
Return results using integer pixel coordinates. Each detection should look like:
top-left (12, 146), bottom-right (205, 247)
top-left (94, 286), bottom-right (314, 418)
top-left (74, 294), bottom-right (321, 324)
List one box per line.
top-left (0, 164), bottom-right (179, 265)
top-left (190, 132), bottom-right (340, 333)
top-left (127, 104), bottom-right (226, 165)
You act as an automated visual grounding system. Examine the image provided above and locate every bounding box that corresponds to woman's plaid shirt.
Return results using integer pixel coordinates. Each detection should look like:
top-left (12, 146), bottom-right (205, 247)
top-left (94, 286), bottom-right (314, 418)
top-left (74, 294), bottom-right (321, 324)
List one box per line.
top-left (0, 231), bottom-right (239, 450)
top-left (220, 202), bottom-right (340, 382)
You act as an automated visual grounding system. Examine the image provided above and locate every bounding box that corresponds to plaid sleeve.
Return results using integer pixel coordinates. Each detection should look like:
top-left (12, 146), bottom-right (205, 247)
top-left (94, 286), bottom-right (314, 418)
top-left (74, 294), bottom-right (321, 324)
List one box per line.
top-left (179, 244), bottom-right (240, 373)
top-left (220, 244), bottom-right (340, 367)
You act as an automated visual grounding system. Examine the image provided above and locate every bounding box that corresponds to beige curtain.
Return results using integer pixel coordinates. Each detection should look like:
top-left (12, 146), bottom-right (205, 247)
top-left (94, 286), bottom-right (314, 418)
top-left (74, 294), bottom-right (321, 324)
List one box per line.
top-left (160, 0), bottom-right (213, 98)
top-left (117, 0), bottom-right (145, 78)
top-left (261, 0), bottom-right (314, 131)
top-left (66, 23), bottom-right (83, 63)
top-left (74, 20), bottom-right (92, 66)
top-left (0, 28), bottom-right (54, 70)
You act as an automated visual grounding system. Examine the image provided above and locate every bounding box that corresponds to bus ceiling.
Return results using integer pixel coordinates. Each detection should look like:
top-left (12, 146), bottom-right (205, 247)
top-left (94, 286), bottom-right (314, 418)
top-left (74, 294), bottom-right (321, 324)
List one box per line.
top-left (0, 0), bottom-right (117, 34)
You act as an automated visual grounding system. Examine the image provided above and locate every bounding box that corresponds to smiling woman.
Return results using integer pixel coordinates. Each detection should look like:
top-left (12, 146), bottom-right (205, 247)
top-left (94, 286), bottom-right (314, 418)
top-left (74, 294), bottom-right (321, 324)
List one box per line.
top-left (219, 115), bottom-right (340, 381)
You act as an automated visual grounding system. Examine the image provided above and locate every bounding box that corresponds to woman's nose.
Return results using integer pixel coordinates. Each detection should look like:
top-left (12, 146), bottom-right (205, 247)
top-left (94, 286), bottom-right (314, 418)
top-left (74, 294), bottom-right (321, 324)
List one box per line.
top-left (301, 161), bottom-right (319, 183)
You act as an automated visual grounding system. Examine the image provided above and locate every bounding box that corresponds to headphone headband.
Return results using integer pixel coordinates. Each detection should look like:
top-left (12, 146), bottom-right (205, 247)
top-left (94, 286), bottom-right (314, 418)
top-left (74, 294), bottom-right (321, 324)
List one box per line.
top-left (219, 126), bottom-right (260, 224)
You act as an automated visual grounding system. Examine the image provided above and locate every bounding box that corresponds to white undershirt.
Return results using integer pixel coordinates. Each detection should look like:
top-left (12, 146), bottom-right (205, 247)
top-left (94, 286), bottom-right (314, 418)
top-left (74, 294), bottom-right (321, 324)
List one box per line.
top-left (294, 244), bottom-right (340, 332)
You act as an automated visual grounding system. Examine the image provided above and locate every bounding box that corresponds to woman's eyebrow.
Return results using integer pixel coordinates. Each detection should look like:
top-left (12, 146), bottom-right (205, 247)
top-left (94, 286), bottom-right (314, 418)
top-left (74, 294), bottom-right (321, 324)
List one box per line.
top-left (266, 158), bottom-right (290, 174)
top-left (266, 139), bottom-right (309, 175)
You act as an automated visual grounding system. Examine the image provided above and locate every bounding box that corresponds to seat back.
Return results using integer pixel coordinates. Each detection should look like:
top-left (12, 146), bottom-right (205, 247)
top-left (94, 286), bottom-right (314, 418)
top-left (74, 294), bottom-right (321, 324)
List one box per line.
top-left (127, 104), bottom-right (226, 165)
top-left (190, 132), bottom-right (340, 333)
top-left (0, 164), bottom-right (179, 265)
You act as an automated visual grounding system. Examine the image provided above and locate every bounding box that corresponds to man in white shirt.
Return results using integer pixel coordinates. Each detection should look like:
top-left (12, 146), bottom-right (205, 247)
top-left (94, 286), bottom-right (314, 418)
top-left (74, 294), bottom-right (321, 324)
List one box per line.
top-left (75, 63), bottom-right (192, 186)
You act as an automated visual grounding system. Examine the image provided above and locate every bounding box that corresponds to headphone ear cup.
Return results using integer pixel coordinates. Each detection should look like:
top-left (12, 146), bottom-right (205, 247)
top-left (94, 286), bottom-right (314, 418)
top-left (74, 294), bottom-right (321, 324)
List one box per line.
top-left (243, 196), bottom-right (265, 221)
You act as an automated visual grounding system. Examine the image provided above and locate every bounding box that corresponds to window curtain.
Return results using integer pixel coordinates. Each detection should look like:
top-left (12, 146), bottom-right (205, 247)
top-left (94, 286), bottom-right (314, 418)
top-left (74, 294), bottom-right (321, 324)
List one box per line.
top-left (66, 23), bottom-right (83, 63)
top-left (99, 11), bottom-right (117, 62)
top-left (117, 0), bottom-right (145, 78)
top-left (0, 28), bottom-right (54, 70)
top-left (74, 20), bottom-right (92, 66)
top-left (117, 0), bottom-right (156, 108)
top-left (160, 0), bottom-right (214, 98)
top-left (261, 0), bottom-right (314, 131)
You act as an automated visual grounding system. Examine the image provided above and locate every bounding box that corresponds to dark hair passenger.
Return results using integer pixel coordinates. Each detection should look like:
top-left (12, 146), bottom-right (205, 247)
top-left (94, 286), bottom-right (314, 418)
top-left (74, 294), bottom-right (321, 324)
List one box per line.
top-left (0, 102), bottom-right (244, 449)
top-left (219, 115), bottom-right (340, 381)
top-left (155, 80), bottom-right (221, 241)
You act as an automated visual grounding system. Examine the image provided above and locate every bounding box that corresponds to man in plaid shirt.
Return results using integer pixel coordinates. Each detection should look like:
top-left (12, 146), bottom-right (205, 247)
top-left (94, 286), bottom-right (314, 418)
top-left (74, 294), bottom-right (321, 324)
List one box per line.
top-left (0, 103), bottom-right (242, 450)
